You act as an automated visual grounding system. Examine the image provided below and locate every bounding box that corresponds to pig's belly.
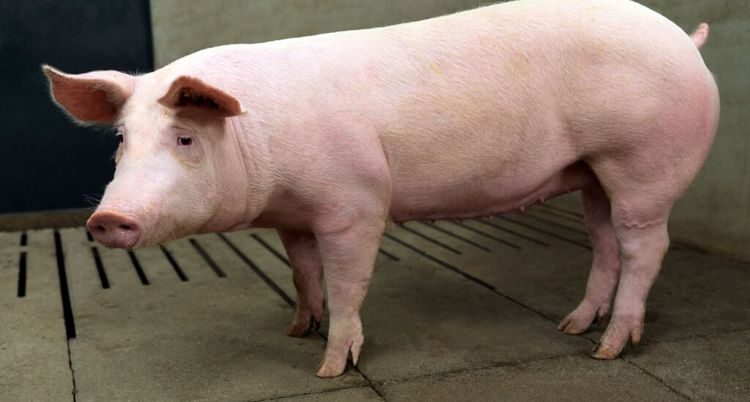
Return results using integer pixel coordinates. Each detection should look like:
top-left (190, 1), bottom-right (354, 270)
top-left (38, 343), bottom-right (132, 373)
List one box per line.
top-left (387, 161), bottom-right (595, 223)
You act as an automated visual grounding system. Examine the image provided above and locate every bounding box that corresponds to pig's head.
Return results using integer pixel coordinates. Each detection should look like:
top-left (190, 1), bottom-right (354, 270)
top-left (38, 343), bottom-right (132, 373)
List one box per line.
top-left (43, 65), bottom-right (260, 248)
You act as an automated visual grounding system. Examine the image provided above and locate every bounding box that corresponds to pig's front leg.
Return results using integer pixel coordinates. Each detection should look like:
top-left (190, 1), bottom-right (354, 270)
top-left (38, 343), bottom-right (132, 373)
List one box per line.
top-left (278, 229), bottom-right (324, 337)
top-left (314, 218), bottom-right (385, 378)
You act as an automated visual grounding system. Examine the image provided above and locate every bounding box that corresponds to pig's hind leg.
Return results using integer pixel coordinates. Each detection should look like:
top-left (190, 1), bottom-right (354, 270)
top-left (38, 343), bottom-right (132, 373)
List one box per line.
top-left (558, 182), bottom-right (621, 334)
top-left (592, 212), bottom-right (670, 359)
top-left (585, 89), bottom-right (716, 358)
top-left (586, 157), bottom-right (682, 359)
top-left (278, 229), bottom-right (325, 337)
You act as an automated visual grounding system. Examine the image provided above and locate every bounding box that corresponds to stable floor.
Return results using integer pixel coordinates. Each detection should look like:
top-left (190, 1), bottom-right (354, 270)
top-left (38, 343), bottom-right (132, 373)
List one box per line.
top-left (1, 205), bottom-right (749, 401)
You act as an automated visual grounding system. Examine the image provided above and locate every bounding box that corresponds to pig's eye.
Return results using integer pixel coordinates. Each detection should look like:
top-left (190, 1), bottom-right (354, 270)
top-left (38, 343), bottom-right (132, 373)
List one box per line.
top-left (178, 136), bottom-right (193, 146)
top-left (115, 134), bottom-right (124, 143)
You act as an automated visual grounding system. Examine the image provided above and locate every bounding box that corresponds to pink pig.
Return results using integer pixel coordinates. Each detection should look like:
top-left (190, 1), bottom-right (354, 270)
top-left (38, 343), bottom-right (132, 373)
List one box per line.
top-left (44, 0), bottom-right (718, 377)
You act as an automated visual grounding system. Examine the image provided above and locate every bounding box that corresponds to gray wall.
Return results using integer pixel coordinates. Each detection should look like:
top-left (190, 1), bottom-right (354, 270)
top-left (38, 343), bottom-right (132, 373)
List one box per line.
top-left (150, 0), bottom-right (750, 262)
top-left (150, 0), bottom-right (485, 68)
top-left (0, 0), bottom-right (153, 215)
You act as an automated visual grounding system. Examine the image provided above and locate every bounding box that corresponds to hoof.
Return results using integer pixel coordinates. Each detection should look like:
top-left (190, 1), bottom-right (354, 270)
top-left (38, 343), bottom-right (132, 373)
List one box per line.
top-left (288, 317), bottom-right (320, 338)
top-left (591, 315), bottom-right (644, 360)
top-left (316, 360), bottom-right (347, 378)
top-left (558, 302), bottom-right (607, 335)
top-left (316, 316), bottom-right (364, 378)
top-left (591, 343), bottom-right (619, 360)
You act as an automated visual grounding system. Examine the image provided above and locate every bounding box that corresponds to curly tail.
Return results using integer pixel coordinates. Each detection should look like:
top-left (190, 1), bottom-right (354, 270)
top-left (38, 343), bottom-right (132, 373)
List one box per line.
top-left (691, 23), bottom-right (710, 49)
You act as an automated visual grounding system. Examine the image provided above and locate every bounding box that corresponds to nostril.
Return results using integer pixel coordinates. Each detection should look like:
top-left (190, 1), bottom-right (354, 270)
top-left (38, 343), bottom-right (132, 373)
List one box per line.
top-left (87, 211), bottom-right (141, 248)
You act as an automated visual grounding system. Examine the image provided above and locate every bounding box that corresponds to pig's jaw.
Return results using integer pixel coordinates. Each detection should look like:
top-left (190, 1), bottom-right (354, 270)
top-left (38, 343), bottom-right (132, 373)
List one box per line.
top-left (195, 196), bottom-right (262, 234)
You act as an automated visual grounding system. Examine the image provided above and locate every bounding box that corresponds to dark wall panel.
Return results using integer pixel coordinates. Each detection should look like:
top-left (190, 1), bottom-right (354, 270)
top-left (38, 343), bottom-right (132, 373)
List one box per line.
top-left (0, 0), bottom-right (153, 213)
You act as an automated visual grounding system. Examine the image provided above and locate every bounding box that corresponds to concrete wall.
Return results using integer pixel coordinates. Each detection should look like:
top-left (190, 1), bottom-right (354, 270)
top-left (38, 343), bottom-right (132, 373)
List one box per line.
top-left (150, 0), bottom-right (750, 262)
top-left (150, 0), bottom-right (484, 67)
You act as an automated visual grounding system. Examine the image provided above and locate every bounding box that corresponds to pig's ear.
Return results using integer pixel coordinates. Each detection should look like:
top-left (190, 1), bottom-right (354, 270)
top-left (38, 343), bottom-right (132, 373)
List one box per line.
top-left (158, 76), bottom-right (246, 118)
top-left (42, 65), bottom-right (134, 124)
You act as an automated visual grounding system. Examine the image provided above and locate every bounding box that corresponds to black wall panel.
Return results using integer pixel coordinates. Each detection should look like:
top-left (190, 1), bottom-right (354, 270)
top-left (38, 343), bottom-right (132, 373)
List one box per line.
top-left (0, 0), bottom-right (153, 213)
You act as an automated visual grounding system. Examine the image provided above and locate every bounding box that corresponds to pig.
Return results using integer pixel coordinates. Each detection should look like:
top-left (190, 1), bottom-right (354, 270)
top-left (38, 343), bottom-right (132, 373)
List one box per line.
top-left (43, 0), bottom-right (719, 378)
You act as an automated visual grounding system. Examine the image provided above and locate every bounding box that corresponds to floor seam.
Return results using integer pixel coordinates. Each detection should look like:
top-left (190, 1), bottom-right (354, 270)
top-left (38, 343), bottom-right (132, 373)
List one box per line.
top-left (371, 352), bottom-right (577, 388)
top-left (383, 230), bottom-right (719, 400)
top-left (643, 327), bottom-right (750, 346)
top-left (356, 369), bottom-right (389, 401)
top-left (581, 326), bottom-right (750, 352)
top-left (251, 385), bottom-right (373, 401)
top-left (54, 229), bottom-right (78, 402)
top-left (613, 325), bottom-right (750, 401)
top-left (66, 338), bottom-right (78, 402)
top-left (243, 227), bottom-right (734, 401)
top-left (622, 359), bottom-right (692, 400)
top-left (237, 238), bottom-right (387, 401)
top-left (309, 328), bottom-right (387, 401)
top-left (567, 328), bottom-right (693, 400)
top-left (252, 352), bottom-right (585, 401)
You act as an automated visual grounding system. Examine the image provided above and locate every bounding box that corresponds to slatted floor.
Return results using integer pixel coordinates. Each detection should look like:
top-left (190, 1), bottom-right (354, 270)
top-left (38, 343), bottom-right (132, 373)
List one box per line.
top-left (1, 205), bottom-right (749, 401)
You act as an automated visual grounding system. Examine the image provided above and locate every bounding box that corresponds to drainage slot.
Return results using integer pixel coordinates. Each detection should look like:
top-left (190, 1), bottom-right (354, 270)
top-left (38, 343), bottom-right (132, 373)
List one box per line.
top-left (160, 245), bottom-right (189, 282)
top-left (90, 247), bottom-right (110, 289)
top-left (127, 250), bottom-right (150, 285)
top-left (17, 251), bottom-right (27, 298)
top-left (498, 216), bottom-right (591, 250)
top-left (519, 212), bottom-right (588, 236)
top-left (251, 234), bottom-right (290, 267)
top-left (378, 248), bottom-right (400, 262)
top-left (384, 232), bottom-right (554, 323)
top-left (384, 233), bottom-right (496, 290)
top-left (54, 231), bottom-right (77, 339)
top-left (537, 203), bottom-right (584, 218)
top-left (475, 219), bottom-right (550, 247)
top-left (189, 238), bottom-right (226, 278)
top-left (86, 230), bottom-right (111, 289)
top-left (18, 232), bottom-right (27, 298)
top-left (218, 233), bottom-right (295, 307)
top-left (449, 221), bottom-right (521, 250)
top-left (418, 221), bottom-right (490, 252)
top-left (401, 224), bottom-right (462, 254)
top-left (533, 207), bottom-right (586, 225)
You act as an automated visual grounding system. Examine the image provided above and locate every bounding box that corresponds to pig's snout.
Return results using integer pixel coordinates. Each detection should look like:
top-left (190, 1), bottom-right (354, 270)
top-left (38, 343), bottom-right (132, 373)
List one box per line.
top-left (87, 211), bottom-right (142, 248)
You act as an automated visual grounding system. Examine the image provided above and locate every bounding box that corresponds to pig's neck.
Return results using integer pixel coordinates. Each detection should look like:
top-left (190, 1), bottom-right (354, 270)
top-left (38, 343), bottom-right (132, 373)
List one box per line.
top-left (202, 116), bottom-right (275, 233)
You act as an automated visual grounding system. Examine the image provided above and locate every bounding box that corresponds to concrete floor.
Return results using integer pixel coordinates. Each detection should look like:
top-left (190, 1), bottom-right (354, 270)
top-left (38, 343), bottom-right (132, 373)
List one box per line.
top-left (1, 205), bottom-right (748, 401)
